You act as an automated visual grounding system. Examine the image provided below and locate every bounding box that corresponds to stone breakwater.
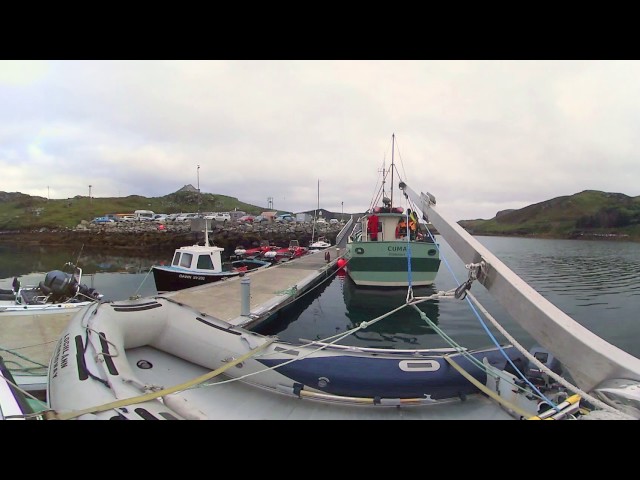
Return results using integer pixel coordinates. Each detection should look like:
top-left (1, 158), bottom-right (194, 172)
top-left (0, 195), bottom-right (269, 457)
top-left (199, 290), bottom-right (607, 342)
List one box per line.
top-left (0, 220), bottom-right (344, 257)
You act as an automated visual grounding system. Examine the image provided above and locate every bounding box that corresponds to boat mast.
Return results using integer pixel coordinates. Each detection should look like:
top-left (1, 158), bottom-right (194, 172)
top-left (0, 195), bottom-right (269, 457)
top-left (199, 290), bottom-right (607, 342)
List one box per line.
top-left (390, 133), bottom-right (395, 208)
top-left (312, 179), bottom-right (319, 242)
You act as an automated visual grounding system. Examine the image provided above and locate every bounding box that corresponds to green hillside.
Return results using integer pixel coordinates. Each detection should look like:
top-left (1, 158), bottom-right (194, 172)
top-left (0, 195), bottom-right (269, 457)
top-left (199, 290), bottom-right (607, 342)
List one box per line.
top-left (458, 190), bottom-right (640, 241)
top-left (0, 189), bottom-right (269, 230)
top-left (3, 188), bottom-right (640, 242)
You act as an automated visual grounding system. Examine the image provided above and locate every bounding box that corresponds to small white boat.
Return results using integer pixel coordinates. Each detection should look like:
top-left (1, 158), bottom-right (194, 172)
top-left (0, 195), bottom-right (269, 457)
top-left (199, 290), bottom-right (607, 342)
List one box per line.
top-left (46, 295), bottom-right (553, 420)
top-left (309, 180), bottom-right (332, 252)
top-left (0, 263), bottom-right (103, 398)
top-left (0, 263), bottom-right (103, 316)
top-left (308, 236), bottom-right (331, 252)
top-left (152, 220), bottom-right (270, 293)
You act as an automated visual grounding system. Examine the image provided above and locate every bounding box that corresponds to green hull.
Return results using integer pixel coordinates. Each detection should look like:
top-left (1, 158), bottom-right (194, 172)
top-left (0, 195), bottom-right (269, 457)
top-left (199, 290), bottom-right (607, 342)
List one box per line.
top-left (345, 240), bottom-right (441, 287)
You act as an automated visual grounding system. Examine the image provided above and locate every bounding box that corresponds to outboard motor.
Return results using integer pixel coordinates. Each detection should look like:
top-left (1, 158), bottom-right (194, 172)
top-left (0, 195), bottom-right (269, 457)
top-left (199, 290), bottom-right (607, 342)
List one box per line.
top-left (41, 270), bottom-right (78, 301)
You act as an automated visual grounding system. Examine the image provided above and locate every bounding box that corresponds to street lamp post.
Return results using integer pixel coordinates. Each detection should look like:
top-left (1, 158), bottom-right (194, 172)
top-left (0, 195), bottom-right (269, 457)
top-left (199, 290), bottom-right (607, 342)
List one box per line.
top-left (89, 185), bottom-right (92, 203)
top-left (341, 201), bottom-right (343, 221)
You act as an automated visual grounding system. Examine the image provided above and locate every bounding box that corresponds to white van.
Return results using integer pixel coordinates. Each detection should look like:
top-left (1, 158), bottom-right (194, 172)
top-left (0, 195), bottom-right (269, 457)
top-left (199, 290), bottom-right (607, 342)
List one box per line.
top-left (134, 210), bottom-right (155, 221)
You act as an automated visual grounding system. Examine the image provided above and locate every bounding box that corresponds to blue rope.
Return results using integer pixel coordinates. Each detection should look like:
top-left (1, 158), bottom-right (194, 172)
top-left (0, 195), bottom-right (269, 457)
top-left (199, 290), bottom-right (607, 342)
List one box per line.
top-left (405, 210), bottom-right (413, 291)
top-left (421, 222), bottom-right (559, 410)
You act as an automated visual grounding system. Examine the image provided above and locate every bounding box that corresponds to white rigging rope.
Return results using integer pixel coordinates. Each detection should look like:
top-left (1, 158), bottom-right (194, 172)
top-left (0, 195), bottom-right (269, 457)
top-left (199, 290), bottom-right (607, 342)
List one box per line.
top-left (464, 290), bottom-right (635, 419)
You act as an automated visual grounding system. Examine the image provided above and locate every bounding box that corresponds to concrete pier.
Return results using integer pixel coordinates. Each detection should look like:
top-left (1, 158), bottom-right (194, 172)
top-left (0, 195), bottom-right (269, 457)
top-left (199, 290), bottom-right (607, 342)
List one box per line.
top-left (162, 246), bottom-right (343, 329)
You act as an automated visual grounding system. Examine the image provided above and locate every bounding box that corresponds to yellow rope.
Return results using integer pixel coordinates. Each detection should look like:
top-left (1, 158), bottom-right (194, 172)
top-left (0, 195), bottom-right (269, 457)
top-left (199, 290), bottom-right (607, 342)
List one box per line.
top-left (527, 394), bottom-right (582, 420)
top-left (48, 337), bottom-right (276, 420)
top-left (444, 355), bottom-right (535, 419)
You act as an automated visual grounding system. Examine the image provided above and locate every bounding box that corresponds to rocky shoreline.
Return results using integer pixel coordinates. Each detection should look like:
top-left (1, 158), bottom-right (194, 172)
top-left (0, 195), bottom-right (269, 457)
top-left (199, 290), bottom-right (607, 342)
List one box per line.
top-left (0, 219), bottom-right (344, 257)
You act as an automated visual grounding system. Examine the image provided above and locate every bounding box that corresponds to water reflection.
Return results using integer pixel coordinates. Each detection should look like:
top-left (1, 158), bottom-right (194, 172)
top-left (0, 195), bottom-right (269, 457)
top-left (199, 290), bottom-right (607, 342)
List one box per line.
top-left (2, 237), bottom-right (640, 358)
top-left (0, 245), bottom-right (167, 278)
top-left (342, 276), bottom-right (440, 342)
top-left (256, 267), bottom-right (444, 350)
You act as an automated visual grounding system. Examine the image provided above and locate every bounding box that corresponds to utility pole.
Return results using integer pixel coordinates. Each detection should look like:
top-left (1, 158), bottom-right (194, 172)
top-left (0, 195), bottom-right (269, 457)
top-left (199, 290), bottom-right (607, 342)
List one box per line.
top-left (341, 201), bottom-right (343, 221)
top-left (89, 185), bottom-right (92, 203)
top-left (197, 164), bottom-right (201, 215)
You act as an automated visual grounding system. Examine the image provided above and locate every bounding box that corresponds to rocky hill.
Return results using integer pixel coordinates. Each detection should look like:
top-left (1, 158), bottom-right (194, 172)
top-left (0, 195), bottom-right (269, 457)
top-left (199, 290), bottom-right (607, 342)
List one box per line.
top-left (458, 190), bottom-right (640, 241)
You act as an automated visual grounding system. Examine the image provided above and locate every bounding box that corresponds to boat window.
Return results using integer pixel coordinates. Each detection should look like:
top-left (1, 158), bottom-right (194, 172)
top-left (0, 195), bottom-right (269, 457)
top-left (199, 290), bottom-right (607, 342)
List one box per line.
top-left (179, 253), bottom-right (193, 268)
top-left (172, 252), bottom-right (181, 266)
top-left (196, 254), bottom-right (214, 270)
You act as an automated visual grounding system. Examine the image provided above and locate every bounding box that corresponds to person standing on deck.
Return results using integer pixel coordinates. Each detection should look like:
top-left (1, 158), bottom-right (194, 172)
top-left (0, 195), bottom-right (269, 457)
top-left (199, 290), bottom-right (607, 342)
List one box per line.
top-left (396, 218), bottom-right (407, 238)
top-left (408, 209), bottom-right (418, 239)
top-left (368, 214), bottom-right (379, 241)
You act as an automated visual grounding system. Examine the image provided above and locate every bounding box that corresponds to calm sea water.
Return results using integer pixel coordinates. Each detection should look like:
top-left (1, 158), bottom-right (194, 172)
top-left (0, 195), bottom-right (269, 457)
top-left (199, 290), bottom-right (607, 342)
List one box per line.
top-left (1, 236), bottom-right (639, 358)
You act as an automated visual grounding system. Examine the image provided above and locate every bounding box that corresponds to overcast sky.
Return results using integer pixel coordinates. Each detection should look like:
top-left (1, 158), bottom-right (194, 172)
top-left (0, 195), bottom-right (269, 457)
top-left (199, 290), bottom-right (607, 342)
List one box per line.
top-left (1, 60), bottom-right (638, 222)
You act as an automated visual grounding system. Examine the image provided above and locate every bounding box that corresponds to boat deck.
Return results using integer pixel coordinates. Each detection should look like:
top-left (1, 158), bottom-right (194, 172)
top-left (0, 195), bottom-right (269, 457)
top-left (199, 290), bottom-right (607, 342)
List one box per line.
top-left (162, 246), bottom-right (344, 329)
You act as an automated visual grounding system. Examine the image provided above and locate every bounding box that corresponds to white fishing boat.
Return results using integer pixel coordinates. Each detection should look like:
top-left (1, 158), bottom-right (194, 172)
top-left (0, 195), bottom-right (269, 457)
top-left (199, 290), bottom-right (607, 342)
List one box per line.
top-left (152, 219), bottom-right (270, 293)
top-left (344, 135), bottom-right (441, 287)
top-left (37, 173), bottom-right (640, 420)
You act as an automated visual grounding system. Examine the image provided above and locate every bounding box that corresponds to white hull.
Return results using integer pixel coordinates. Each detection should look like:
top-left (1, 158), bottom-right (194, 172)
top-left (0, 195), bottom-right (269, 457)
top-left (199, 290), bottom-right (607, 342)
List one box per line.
top-left (47, 297), bottom-right (551, 420)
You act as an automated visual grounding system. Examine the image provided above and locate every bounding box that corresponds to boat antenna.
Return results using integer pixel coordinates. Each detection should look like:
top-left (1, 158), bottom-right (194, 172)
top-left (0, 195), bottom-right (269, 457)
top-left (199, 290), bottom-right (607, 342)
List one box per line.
top-left (74, 244), bottom-right (84, 269)
top-left (390, 133), bottom-right (395, 208)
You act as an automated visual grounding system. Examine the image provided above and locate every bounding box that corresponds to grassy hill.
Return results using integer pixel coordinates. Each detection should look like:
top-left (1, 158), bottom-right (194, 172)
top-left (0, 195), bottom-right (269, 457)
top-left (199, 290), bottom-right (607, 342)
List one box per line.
top-left (0, 188), bottom-right (351, 231)
top-left (458, 190), bottom-right (640, 241)
top-left (3, 188), bottom-right (640, 241)
top-left (0, 189), bottom-right (272, 230)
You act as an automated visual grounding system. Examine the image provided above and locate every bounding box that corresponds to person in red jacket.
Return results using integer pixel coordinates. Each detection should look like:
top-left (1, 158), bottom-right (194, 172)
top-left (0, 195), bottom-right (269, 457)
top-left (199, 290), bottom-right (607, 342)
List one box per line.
top-left (368, 214), bottom-right (379, 241)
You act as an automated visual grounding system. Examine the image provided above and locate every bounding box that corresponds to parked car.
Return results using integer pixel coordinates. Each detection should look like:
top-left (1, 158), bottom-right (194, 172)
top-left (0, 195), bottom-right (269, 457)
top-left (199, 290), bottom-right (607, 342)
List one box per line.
top-left (275, 214), bottom-right (295, 223)
top-left (237, 215), bottom-right (255, 223)
top-left (175, 213), bottom-right (199, 222)
top-left (210, 212), bottom-right (231, 222)
top-left (329, 218), bottom-right (339, 225)
top-left (316, 217), bottom-right (327, 225)
top-left (91, 216), bottom-right (115, 224)
top-left (254, 215), bottom-right (269, 224)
